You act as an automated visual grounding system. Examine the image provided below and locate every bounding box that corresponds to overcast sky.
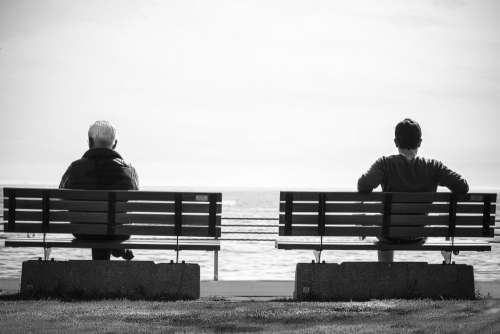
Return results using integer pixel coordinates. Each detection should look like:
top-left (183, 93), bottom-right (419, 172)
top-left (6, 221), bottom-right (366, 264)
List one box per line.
top-left (1, 0), bottom-right (499, 189)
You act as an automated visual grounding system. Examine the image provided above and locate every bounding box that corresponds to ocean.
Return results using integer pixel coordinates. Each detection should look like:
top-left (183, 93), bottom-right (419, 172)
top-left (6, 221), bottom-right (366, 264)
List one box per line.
top-left (1, 189), bottom-right (499, 281)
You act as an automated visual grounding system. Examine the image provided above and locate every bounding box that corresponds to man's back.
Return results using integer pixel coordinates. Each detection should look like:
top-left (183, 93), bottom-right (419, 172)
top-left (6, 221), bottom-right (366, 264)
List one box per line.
top-left (60, 148), bottom-right (138, 190)
top-left (357, 118), bottom-right (469, 262)
top-left (357, 154), bottom-right (468, 194)
top-left (59, 121), bottom-right (138, 260)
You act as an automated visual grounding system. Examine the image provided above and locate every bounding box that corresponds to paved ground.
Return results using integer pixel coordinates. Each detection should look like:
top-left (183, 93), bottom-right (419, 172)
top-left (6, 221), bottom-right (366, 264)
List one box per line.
top-left (1, 278), bottom-right (499, 300)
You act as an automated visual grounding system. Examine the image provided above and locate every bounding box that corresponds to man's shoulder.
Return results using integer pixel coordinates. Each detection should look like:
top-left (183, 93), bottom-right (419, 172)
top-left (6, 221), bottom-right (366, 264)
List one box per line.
top-left (415, 156), bottom-right (444, 168)
top-left (66, 155), bottom-right (135, 171)
top-left (373, 154), bottom-right (400, 164)
top-left (382, 154), bottom-right (400, 160)
top-left (112, 157), bottom-right (136, 170)
top-left (376, 155), bottom-right (444, 166)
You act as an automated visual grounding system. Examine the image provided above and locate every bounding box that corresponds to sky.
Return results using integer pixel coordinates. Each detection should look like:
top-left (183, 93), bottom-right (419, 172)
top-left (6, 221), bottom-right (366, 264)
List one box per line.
top-left (0, 0), bottom-right (499, 190)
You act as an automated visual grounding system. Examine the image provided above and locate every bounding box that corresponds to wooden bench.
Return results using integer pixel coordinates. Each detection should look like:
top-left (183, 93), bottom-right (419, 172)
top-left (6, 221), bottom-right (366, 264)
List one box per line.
top-left (276, 191), bottom-right (496, 261)
top-left (2, 187), bottom-right (221, 276)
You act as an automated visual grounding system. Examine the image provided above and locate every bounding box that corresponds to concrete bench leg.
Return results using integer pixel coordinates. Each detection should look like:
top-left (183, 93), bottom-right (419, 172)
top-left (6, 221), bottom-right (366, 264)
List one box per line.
top-left (295, 262), bottom-right (475, 301)
top-left (21, 260), bottom-right (200, 300)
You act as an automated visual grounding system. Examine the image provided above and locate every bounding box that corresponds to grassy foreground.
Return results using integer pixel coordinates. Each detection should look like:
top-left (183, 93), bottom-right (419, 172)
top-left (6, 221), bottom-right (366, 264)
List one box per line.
top-left (1, 299), bottom-right (500, 334)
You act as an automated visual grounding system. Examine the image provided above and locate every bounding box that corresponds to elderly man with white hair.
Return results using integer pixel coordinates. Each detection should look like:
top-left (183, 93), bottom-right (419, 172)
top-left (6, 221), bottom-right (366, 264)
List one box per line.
top-left (59, 121), bottom-right (139, 260)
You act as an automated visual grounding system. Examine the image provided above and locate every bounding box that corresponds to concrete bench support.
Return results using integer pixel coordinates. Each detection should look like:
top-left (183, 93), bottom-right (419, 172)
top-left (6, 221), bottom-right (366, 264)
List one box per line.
top-left (21, 260), bottom-right (200, 300)
top-left (295, 262), bottom-right (475, 300)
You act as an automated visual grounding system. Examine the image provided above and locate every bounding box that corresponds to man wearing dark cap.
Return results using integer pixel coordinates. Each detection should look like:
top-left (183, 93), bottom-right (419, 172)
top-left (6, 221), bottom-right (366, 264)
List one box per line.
top-left (60, 120), bottom-right (138, 260)
top-left (358, 118), bottom-right (469, 262)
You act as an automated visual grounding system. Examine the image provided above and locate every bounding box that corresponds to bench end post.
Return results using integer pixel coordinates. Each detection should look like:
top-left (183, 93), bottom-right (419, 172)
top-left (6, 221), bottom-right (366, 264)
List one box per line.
top-left (284, 192), bottom-right (293, 236)
top-left (7, 188), bottom-right (16, 232)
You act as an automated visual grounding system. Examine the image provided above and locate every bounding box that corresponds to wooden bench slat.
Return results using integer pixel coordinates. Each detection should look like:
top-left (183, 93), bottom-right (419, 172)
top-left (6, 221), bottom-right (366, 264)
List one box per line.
top-left (278, 225), bottom-right (494, 237)
top-left (280, 191), bottom-right (497, 203)
top-left (279, 203), bottom-right (384, 213)
top-left (278, 214), bottom-right (495, 226)
top-left (275, 240), bottom-right (491, 251)
top-left (3, 188), bottom-right (110, 201)
top-left (5, 238), bottom-right (220, 251)
top-left (279, 202), bottom-right (496, 214)
top-left (3, 199), bottom-right (41, 210)
top-left (4, 223), bottom-right (107, 234)
top-left (114, 202), bottom-right (222, 214)
top-left (280, 192), bottom-right (386, 201)
top-left (388, 227), bottom-right (494, 238)
top-left (391, 193), bottom-right (496, 202)
top-left (3, 212), bottom-right (223, 225)
top-left (3, 222), bottom-right (221, 237)
top-left (3, 199), bottom-right (222, 214)
top-left (115, 213), bottom-right (221, 226)
top-left (391, 215), bottom-right (495, 226)
top-left (115, 225), bottom-right (221, 237)
top-left (279, 226), bottom-right (382, 236)
top-left (4, 188), bottom-right (223, 204)
top-left (6, 211), bottom-right (109, 223)
top-left (2, 199), bottom-right (110, 212)
top-left (279, 214), bottom-right (382, 225)
top-left (114, 191), bottom-right (222, 202)
top-left (51, 200), bottom-right (108, 211)
top-left (279, 192), bottom-right (452, 202)
top-left (392, 203), bottom-right (496, 214)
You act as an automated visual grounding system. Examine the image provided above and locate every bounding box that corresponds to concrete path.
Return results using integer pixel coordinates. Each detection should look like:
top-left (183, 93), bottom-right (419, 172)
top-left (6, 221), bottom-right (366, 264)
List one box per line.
top-left (201, 280), bottom-right (294, 300)
top-left (1, 278), bottom-right (499, 300)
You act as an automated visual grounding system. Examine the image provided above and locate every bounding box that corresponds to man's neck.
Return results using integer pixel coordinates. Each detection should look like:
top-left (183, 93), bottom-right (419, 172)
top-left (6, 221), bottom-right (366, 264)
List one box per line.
top-left (398, 148), bottom-right (418, 160)
top-left (89, 146), bottom-right (114, 150)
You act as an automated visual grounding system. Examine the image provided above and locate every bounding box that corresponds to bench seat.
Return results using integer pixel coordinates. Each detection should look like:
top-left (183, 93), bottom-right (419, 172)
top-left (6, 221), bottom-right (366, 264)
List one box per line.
top-left (276, 240), bottom-right (491, 251)
top-left (5, 237), bottom-right (220, 251)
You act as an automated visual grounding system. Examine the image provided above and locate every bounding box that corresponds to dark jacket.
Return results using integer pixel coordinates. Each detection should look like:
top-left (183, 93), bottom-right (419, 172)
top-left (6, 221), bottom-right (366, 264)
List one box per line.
top-left (358, 154), bottom-right (468, 194)
top-left (59, 148), bottom-right (139, 190)
top-left (59, 148), bottom-right (138, 241)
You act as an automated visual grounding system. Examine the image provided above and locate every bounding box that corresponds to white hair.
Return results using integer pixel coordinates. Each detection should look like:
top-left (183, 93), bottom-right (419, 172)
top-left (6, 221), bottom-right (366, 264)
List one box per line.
top-left (88, 120), bottom-right (117, 148)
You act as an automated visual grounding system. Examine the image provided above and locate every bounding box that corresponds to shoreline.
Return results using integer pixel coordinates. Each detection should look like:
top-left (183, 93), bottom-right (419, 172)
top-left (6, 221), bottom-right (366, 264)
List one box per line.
top-left (1, 278), bottom-right (499, 300)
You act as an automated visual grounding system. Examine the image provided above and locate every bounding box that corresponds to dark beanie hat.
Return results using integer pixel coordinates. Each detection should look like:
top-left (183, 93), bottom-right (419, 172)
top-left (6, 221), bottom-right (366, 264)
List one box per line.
top-left (395, 118), bottom-right (422, 149)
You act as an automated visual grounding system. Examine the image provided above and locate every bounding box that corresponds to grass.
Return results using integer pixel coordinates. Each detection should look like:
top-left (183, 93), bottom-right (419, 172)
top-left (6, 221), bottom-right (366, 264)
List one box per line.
top-left (1, 298), bottom-right (500, 333)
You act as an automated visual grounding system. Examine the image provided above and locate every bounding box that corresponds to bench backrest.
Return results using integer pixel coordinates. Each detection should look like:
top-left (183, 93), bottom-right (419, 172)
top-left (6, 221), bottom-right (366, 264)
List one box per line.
top-left (279, 192), bottom-right (496, 239)
top-left (3, 188), bottom-right (222, 238)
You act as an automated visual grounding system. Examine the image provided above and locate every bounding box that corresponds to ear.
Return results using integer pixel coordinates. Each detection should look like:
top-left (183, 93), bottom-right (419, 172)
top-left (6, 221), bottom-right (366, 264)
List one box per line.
top-left (112, 139), bottom-right (117, 150)
top-left (394, 138), bottom-right (399, 148)
top-left (417, 138), bottom-right (422, 148)
top-left (88, 137), bottom-right (95, 149)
